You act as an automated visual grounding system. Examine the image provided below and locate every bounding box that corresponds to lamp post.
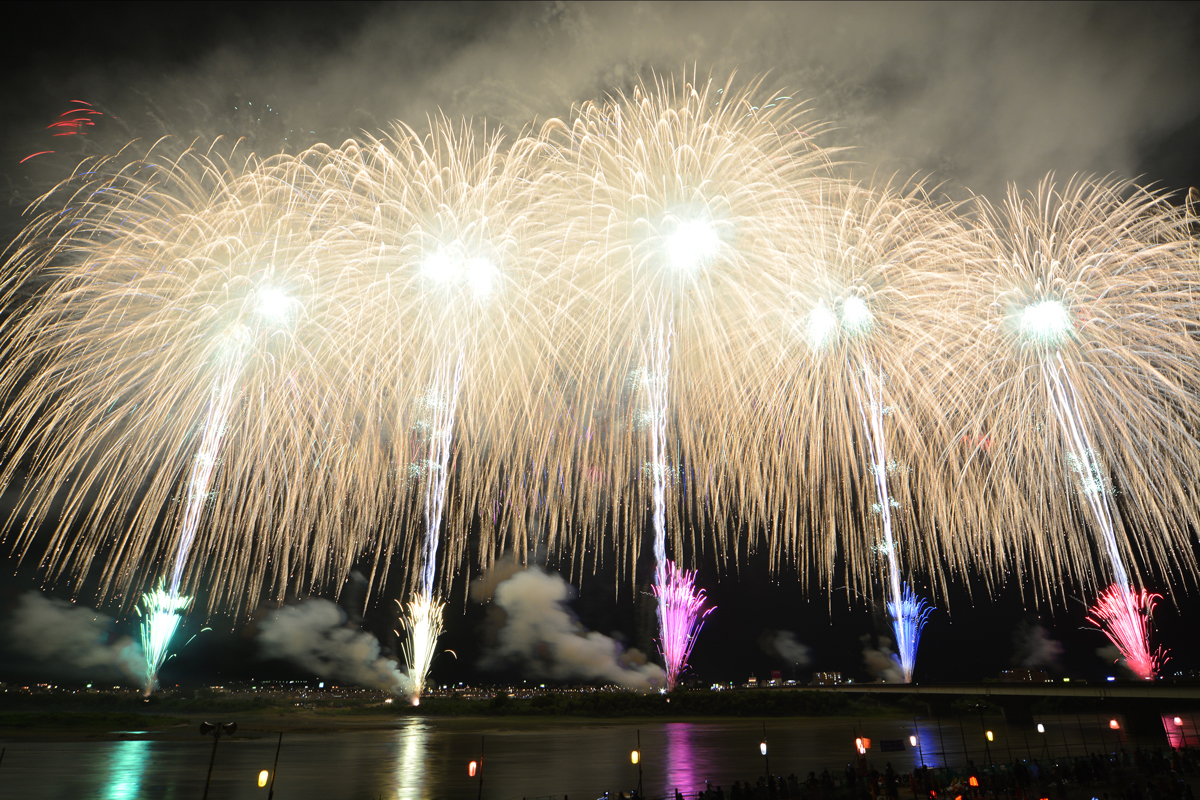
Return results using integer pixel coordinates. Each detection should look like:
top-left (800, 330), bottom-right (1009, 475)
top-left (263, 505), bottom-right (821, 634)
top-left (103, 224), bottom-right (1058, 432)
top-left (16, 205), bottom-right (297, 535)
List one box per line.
top-left (266, 731), bottom-right (283, 799)
top-left (199, 721), bottom-right (237, 800)
top-left (632, 729), bottom-right (643, 798)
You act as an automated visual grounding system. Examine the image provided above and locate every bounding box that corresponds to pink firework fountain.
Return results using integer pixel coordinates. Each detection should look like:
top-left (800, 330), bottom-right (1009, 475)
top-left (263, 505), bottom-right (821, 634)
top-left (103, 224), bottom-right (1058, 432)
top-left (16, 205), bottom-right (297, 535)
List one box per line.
top-left (1086, 584), bottom-right (1167, 680)
top-left (654, 561), bottom-right (715, 692)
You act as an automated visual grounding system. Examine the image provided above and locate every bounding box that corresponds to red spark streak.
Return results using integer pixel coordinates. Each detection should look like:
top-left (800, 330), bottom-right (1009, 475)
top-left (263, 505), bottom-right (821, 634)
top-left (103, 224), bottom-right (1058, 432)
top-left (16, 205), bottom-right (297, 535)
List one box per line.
top-left (1086, 583), bottom-right (1167, 680)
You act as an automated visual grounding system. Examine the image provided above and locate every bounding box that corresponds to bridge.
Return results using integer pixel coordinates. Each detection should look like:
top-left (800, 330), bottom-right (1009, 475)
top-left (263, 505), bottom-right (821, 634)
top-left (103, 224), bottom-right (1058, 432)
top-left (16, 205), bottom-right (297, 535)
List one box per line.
top-left (791, 682), bottom-right (1200, 736)
top-left (806, 682), bottom-right (1200, 700)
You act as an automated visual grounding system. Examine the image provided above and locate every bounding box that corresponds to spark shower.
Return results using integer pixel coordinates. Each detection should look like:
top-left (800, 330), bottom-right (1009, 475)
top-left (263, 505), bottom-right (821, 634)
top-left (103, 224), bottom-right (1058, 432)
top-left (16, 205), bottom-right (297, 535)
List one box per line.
top-left (1, 75), bottom-right (1197, 690)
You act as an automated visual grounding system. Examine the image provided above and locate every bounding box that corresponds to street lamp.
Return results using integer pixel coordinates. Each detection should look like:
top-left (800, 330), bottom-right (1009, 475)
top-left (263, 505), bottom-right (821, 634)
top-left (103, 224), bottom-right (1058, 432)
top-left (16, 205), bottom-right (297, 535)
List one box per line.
top-left (199, 721), bottom-right (237, 800)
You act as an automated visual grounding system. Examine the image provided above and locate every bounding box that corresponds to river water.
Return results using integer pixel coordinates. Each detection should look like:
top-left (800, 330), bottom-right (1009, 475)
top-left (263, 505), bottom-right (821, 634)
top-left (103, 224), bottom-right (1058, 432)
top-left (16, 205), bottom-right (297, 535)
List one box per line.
top-left (0, 712), bottom-right (1188, 800)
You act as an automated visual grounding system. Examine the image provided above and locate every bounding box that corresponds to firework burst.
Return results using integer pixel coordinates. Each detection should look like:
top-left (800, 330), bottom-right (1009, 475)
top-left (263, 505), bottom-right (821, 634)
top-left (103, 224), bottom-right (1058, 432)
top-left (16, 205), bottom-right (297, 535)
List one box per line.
top-left (953, 176), bottom-right (1199, 667)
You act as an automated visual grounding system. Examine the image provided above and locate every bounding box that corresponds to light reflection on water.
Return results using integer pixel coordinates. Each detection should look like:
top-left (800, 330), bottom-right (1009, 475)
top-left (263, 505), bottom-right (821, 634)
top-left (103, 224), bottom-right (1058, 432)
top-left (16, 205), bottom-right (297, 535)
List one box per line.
top-left (664, 722), bottom-right (699, 796)
top-left (104, 739), bottom-right (149, 800)
top-left (394, 718), bottom-right (428, 800)
top-left (0, 714), bottom-right (1164, 799)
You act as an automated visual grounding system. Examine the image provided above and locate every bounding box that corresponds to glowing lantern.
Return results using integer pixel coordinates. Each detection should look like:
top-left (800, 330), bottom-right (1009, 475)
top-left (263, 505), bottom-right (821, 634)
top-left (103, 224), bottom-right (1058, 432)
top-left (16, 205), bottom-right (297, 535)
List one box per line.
top-left (1109, 719), bottom-right (1120, 730)
top-left (1037, 723), bottom-right (1045, 733)
top-left (909, 735), bottom-right (918, 747)
top-left (986, 731), bottom-right (994, 742)
top-left (631, 750), bottom-right (640, 765)
top-left (969, 777), bottom-right (980, 787)
top-left (1174, 717), bottom-right (1184, 727)
top-left (257, 770), bottom-right (269, 788)
top-left (468, 760), bottom-right (477, 777)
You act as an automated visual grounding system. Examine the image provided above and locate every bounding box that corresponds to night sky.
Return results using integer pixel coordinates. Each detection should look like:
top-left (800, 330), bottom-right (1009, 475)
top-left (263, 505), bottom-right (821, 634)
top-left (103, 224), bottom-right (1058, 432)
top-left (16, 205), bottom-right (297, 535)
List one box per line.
top-left (1, 1), bottom-right (1199, 691)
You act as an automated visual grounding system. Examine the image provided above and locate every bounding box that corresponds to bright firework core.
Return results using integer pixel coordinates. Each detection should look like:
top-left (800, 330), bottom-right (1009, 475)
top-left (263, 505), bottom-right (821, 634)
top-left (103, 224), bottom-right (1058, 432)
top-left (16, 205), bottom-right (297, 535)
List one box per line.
top-left (398, 592), bottom-right (445, 702)
top-left (1087, 583), bottom-right (1167, 680)
top-left (841, 295), bottom-right (874, 335)
top-left (1020, 299), bottom-right (1073, 346)
top-left (665, 220), bottom-right (719, 272)
top-left (421, 247), bottom-right (498, 299)
top-left (805, 304), bottom-right (838, 350)
top-left (255, 286), bottom-right (293, 322)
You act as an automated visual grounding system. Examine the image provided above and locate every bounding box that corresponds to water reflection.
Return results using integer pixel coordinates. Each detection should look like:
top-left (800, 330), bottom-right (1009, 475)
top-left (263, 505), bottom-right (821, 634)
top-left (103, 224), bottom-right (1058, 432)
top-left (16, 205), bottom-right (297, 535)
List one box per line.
top-left (663, 723), bottom-right (698, 796)
top-left (910, 721), bottom-right (946, 768)
top-left (104, 740), bottom-right (149, 800)
top-left (394, 718), bottom-right (428, 800)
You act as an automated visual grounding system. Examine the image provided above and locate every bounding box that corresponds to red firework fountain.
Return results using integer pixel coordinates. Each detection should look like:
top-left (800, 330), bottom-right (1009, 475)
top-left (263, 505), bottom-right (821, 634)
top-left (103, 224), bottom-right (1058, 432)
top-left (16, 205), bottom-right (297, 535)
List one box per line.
top-left (653, 561), bottom-right (715, 692)
top-left (1086, 584), bottom-right (1167, 680)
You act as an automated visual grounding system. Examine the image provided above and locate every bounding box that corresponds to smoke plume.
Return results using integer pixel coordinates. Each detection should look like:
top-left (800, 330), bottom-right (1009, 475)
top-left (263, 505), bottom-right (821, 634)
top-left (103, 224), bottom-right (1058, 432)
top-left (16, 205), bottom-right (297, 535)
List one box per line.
top-left (6, 592), bottom-right (144, 681)
top-left (760, 630), bottom-right (813, 667)
top-left (6, 3), bottom-right (1197, 209)
top-left (478, 566), bottom-right (665, 691)
top-left (861, 634), bottom-right (905, 683)
top-left (257, 599), bottom-right (405, 692)
top-left (1012, 620), bottom-right (1064, 670)
top-left (1096, 643), bottom-right (1123, 673)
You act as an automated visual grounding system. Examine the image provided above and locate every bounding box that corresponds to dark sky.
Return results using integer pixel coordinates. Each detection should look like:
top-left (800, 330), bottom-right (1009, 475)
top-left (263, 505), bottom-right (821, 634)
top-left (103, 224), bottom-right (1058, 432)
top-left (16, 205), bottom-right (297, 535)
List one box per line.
top-left (1, 1), bottom-right (1199, 690)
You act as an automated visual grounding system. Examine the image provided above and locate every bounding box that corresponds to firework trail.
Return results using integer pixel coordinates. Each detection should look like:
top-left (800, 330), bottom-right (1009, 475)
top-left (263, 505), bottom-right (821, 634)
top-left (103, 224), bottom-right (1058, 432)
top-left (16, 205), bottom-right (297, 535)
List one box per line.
top-left (957, 177), bottom-right (1199, 676)
top-left (850, 362), bottom-right (929, 682)
top-left (399, 349), bottom-right (463, 702)
top-left (643, 316), bottom-right (714, 691)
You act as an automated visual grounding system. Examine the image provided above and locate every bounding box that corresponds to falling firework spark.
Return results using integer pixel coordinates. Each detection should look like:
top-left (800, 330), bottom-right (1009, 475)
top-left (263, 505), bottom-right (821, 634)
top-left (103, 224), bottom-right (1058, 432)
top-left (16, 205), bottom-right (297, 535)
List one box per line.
top-left (1086, 583), bottom-right (1167, 680)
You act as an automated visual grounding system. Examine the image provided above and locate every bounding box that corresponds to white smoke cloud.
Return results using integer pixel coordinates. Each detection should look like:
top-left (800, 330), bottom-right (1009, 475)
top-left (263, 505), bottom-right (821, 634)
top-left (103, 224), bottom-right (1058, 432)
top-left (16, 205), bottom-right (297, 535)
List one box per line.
top-left (479, 567), bottom-right (665, 692)
top-left (13, 5), bottom-right (1197, 208)
top-left (762, 630), bottom-right (813, 667)
top-left (257, 599), bottom-right (406, 692)
top-left (6, 592), bottom-right (144, 681)
top-left (1012, 620), bottom-right (1064, 670)
top-left (861, 634), bottom-right (905, 683)
top-left (1096, 643), bottom-right (1123, 674)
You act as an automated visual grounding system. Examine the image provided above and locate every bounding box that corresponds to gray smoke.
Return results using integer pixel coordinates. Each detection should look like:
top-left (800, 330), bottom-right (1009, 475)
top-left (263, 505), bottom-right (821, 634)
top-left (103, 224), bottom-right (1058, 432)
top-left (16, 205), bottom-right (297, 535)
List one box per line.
top-left (1012, 620), bottom-right (1064, 670)
top-left (1096, 643), bottom-right (1123, 674)
top-left (861, 634), bottom-right (905, 683)
top-left (6, 592), bottom-right (144, 681)
top-left (257, 599), bottom-right (404, 692)
top-left (761, 630), bottom-right (813, 667)
top-left (14, 4), bottom-right (1196, 203)
top-left (478, 566), bottom-right (665, 691)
